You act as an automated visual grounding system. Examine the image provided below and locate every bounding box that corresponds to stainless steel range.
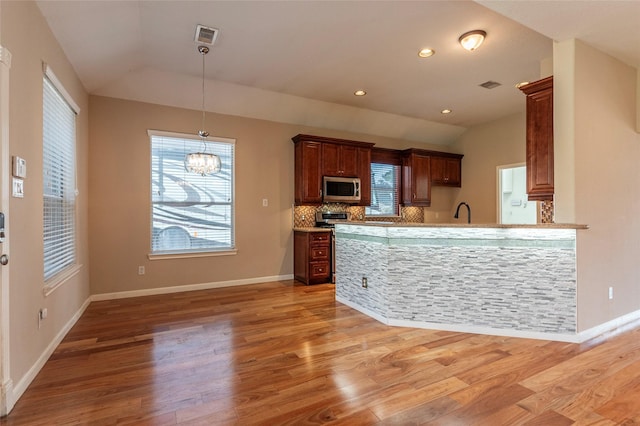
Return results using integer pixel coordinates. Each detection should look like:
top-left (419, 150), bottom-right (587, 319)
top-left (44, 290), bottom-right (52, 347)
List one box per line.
top-left (315, 211), bottom-right (350, 283)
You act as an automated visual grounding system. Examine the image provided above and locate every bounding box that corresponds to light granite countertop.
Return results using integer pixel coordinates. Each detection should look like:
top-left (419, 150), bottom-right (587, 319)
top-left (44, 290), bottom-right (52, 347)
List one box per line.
top-left (293, 227), bottom-right (333, 233)
top-left (334, 222), bottom-right (588, 230)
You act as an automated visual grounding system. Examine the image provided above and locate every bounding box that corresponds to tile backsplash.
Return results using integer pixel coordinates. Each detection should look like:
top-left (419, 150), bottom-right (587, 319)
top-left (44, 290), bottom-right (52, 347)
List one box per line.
top-left (541, 200), bottom-right (554, 224)
top-left (293, 204), bottom-right (424, 228)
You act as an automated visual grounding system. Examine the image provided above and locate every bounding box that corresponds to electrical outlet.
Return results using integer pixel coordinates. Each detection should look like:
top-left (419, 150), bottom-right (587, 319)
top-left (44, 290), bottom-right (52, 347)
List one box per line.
top-left (608, 286), bottom-right (613, 300)
top-left (38, 308), bottom-right (48, 329)
top-left (262, 198), bottom-right (268, 207)
top-left (138, 266), bottom-right (145, 275)
top-left (362, 277), bottom-right (368, 288)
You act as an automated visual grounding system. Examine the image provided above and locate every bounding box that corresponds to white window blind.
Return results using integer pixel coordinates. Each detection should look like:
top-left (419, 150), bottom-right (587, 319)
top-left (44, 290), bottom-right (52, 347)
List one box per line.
top-left (366, 162), bottom-right (400, 216)
top-left (43, 76), bottom-right (77, 281)
top-left (150, 131), bottom-right (235, 254)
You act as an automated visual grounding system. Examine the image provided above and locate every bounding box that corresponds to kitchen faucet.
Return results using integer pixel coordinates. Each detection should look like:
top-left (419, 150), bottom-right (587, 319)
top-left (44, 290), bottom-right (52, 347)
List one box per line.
top-left (454, 202), bottom-right (471, 224)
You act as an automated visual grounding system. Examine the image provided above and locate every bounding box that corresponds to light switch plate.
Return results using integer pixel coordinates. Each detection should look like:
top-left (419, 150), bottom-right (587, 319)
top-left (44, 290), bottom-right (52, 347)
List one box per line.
top-left (12, 178), bottom-right (24, 198)
top-left (12, 156), bottom-right (26, 178)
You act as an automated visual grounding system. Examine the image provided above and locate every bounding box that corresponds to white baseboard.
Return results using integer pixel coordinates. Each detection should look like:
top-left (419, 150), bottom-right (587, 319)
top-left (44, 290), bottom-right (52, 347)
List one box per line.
top-left (576, 309), bottom-right (640, 342)
top-left (8, 297), bottom-right (91, 412)
top-left (336, 296), bottom-right (640, 343)
top-left (91, 274), bottom-right (294, 301)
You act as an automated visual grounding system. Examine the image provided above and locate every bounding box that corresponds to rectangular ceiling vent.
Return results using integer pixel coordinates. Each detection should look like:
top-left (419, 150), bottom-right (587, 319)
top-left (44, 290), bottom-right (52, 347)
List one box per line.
top-left (479, 80), bottom-right (502, 89)
top-left (195, 25), bottom-right (219, 46)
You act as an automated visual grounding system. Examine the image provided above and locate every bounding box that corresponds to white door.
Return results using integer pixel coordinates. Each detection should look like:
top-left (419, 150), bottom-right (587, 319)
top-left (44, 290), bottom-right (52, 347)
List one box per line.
top-left (498, 164), bottom-right (537, 224)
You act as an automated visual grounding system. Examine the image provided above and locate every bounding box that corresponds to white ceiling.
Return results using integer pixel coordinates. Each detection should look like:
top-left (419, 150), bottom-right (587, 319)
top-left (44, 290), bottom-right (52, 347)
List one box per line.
top-left (35, 1), bottom-right (639, 145)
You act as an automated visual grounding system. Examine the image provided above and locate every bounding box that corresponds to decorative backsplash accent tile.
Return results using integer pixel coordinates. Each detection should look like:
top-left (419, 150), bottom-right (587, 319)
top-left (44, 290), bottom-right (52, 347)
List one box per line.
top-left (293, 204), bottom-right (424, 228)
top-left (401, 206), bottom-right (424, 223)
top-left (293, 205), bottom-right (318, 228)
top-left (541, 200), bottom-right (554, 223)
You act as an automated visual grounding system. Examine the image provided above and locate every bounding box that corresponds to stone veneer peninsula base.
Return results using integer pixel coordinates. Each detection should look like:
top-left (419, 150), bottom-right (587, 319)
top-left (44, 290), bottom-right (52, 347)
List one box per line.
top-left (334, 223), bottom-right (588, 342)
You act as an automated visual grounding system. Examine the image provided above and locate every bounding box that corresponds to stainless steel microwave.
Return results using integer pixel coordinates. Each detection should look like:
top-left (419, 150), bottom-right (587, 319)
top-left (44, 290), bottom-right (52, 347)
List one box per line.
top-left (323, 176), bottom-right (361, 203)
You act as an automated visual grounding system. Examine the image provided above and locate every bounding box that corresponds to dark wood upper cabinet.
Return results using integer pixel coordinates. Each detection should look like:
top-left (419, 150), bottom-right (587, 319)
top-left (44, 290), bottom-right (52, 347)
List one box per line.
top-left (293, 140), bottom-right (323, 205)
top-left (402, 149), bottom-right (431, 206)
top-left (430, 154), bottom-right (463, 187)
top-left (322, 143), bottom-right (359, 177)
top-left (292, 134), bottom-right (373, 205)
top-left (520, 76), bottom-right (554, 201)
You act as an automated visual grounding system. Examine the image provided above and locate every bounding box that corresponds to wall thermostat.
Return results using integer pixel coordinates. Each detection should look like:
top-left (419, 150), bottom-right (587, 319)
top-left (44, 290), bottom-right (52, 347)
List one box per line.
top-left (12, 156), bottom-right (26, 178)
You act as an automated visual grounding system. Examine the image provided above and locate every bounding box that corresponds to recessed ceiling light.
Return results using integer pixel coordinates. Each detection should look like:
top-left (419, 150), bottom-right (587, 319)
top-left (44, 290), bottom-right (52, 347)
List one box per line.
top-left (441, 109), bottom-right (452, 114)
top-left (418, 48), bottom-right (435, 58)
top-left (354, 90), bottom-right (367, 96)
top-left (515, 81), bottom-right (530, 89)
top-left (459, 30), bottom-right (486, 51)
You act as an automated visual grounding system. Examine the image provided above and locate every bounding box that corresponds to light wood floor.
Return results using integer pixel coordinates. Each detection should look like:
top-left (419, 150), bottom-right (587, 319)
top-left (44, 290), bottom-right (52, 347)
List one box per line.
top-left (2, 280), bottom-right (640, 425)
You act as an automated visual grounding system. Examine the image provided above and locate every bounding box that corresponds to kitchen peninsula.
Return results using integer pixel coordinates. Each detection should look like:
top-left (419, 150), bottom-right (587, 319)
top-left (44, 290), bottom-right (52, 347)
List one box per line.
top-left (334, 222), bottom-right (588, 342)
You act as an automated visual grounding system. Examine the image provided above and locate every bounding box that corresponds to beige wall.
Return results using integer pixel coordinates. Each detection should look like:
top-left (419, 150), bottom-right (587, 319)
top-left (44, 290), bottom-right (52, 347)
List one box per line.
top-left (449, 112), bottom-right (526, 224)
top-left (88, 96), bottom-right (450, 295)
top-left (1, 1), bottom-right (90, 392)
top-left (568, 41), bottom-right (640, 330)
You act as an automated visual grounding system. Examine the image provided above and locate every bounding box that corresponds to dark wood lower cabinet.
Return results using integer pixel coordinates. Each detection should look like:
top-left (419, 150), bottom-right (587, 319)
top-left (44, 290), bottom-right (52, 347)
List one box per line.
top-left (294, 230), bottom-right (331, 285)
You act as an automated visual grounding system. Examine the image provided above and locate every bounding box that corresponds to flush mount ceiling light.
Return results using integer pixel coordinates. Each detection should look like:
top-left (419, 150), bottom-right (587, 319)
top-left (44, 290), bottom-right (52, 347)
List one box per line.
top-left (354, 90), bottom-right (367, 96)
top-left (418, 48), bottom-right (435, 58)
top-left (441, 109), bottom-right (452, 114)
top-left (458, 30), bottom-right (486, 51)
top-left (185, 44), bottom-right (221, 176)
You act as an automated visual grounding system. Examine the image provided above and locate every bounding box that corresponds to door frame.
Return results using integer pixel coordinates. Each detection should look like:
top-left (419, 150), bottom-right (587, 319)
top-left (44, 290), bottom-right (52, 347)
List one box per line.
top-left (0, 39), bottom-right (13, 414)
top-left (496, 162), bottom-right (538, 224)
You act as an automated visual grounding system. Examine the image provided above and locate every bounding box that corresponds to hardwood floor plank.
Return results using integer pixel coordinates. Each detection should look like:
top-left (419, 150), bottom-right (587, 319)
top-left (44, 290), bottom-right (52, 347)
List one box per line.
top-left (2, 280), bottom-right (640, 425)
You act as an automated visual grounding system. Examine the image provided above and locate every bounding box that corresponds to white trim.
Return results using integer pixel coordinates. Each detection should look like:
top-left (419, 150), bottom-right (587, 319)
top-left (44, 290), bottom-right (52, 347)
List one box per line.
top-left (8, 296), bottom-right (91, 412)
top-left (575, 309), bottom-right (640, 343)
top-left (148, 249), bottom-right (237, 260)
top-left (146, 129), bottom-right (236, 146)
top-left (0, 43), bottom-right (11, 417)
top-left (336, 296), bottom-right (640, 344)
top-left (42, 63), bottom-right (80, 114)
top-left (91, 274), bottom-right (294, 301)
top-left (43, 264), bottom-right (83, 297)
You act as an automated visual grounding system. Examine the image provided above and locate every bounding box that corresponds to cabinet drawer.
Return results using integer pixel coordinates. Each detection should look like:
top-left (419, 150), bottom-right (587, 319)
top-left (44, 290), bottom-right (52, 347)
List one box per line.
top-left (310, 262), bottom-right (330, 279)
top-left (310, 246), bottom-right (329, 261)
top-left (310, 233), bottom-right (330, 244)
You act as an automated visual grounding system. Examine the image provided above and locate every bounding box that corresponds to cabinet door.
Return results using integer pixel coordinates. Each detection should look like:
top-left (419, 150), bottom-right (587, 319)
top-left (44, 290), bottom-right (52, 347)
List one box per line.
top-left (295, 141), bottom-right (323, 204)
top-left (526, 86), bottom-right (554, 200)
top-left (403, 153), bottom-right (431, 206)
top-left (430, 156), bottom-right (447, 185)
top-left (357, 147), bottom-right (371, 206)
top-left (340, 145), bottom-right (359, 177)
top-left (445, 158), bottom-right (461, 186)
top-left (520, 76), bottom-right (554, 201)
top-left (322, 143), bottom-right (341, 176)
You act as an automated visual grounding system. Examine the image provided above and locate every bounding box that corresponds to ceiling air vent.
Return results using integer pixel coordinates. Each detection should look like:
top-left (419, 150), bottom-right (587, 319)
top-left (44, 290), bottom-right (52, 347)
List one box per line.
top-left (195, 25), bottom-right (219, 46)
top-left (479, 80), bottom-right (502, 89)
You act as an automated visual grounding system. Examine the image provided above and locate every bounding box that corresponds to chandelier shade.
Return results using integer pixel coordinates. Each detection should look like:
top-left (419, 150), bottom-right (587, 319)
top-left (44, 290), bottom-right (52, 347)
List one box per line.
top-left (184, 151), bottom-right (221, 176)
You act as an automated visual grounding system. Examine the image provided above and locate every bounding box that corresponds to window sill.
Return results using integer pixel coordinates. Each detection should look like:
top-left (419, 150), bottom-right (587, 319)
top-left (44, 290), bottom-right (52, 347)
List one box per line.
top-left (44, 263), bottom-right (83, 297)
top-left (148, 249), bottom-right (238, 261)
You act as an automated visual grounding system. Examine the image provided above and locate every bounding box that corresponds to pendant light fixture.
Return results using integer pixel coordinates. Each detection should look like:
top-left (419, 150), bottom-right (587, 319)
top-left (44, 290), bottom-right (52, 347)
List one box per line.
top-left (185, 45), bottom-right (221, 176)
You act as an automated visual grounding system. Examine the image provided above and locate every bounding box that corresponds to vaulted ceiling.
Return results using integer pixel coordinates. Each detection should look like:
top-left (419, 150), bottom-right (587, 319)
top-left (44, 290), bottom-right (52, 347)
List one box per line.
top-left (36, 1), bottom-right (639, 145)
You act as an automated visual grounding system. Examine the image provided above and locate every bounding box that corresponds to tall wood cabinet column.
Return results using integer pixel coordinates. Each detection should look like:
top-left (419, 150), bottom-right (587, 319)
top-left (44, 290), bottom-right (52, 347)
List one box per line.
top-left (520, 76), bottom-right (554, 201)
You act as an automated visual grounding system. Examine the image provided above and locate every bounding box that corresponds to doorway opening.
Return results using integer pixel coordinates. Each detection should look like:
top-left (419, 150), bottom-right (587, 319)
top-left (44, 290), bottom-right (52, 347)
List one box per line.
top-left (497, 163), bottom-right (536, 224)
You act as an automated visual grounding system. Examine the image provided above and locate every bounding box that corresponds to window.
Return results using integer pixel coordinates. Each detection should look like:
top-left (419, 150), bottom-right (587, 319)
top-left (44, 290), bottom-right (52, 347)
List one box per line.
top-left (366, 149), bottom-right (401, 217)
top-left (149, 130), bottom-right (235, 255)
top-left (43, 72), bottom-right (78, 281)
